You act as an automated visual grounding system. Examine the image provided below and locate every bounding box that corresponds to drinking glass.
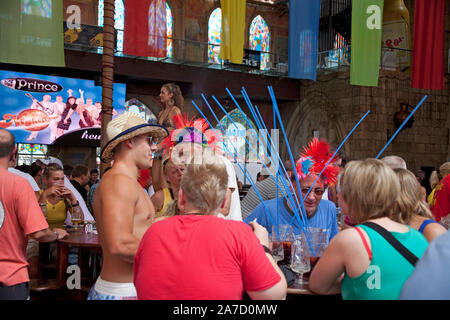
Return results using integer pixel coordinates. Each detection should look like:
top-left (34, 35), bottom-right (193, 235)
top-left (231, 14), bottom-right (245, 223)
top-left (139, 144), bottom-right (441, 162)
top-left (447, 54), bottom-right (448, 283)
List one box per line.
top-left (271, 237), bottom-right (284, 262)
top-left (301, 228), bottom-right (328, 280)
top-left (272, 224), bottom-right (293, 265)
top-left (290, 237), bottom-right (311, 288)
top-left (71, 206), bottom-right (83, 230)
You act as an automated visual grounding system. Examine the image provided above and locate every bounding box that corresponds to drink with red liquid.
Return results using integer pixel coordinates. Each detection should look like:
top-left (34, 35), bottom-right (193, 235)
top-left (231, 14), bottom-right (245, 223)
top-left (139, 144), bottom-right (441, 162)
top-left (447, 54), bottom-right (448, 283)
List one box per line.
top-left (279, 241), bottom-right (292, 266)
top-left (303, 256), bottom-right (321, 280)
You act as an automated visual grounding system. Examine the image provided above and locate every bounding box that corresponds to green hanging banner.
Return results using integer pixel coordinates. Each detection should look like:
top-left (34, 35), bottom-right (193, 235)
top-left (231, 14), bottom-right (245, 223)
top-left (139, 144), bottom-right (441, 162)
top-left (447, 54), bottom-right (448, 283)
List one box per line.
top-left (0, 0), bottom-right (65, 67)
top-left (350, 0), bottom-right (384, 86)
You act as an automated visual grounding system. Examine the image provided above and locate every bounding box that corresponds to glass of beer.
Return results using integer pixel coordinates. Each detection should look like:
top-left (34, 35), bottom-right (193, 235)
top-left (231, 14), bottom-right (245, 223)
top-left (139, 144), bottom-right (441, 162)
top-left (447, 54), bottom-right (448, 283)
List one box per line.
top-left (71, 206), bottom-right (83, 230)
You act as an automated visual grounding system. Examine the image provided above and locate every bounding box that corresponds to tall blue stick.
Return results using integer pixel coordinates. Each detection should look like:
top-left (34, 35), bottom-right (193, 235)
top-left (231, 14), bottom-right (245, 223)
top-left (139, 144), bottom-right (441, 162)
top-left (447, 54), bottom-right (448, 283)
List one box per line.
top-left (224, 89), bottom-right (306, 228)
top-left (193, 97), bottom-right (280, 237)
top-left (288, 109), bottom-right (371, 226)
top-left (211, 94), bottom-right (309, 234)
top-left (240, 87), bottom-right (305, 224)
top-left (375, 95), bottom-right (428, 159)
top-left (267, 86), bottom-right (312, 234)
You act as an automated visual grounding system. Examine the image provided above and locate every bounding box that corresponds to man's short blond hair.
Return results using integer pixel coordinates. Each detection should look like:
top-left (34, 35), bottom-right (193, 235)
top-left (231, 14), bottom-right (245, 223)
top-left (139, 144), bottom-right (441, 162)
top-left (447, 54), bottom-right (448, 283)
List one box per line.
top-left (180, 148), bottom-right (228, 214)
top-left (340, 159), bottom-right (400, 223)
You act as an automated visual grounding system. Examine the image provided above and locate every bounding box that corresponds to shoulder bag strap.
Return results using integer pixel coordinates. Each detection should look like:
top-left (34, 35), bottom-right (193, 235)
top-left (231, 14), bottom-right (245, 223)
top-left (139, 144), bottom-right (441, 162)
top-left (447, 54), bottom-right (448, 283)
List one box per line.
top-left (362, 222), bottom-right (419, 267)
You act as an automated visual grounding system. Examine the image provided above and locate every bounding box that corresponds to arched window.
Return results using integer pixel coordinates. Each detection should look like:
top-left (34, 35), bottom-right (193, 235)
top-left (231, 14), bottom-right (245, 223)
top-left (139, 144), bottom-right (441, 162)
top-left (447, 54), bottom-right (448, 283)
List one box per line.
top-left (98, 0), bottom-right (125, 53)
top-left (125, 98), bottom-right (157, 123)
top-left (328, 32), bottom-right (349, 67)
top-left (148, 0), bottom-right (173, 58)
top-left (165, 2), bottom-right (173, 58)
top-left (208, 8), bottom-right (222, 64)
top-left (249, 15), bottom-right (270, 70)
top-left (217, 108), bottom-right (260, 163)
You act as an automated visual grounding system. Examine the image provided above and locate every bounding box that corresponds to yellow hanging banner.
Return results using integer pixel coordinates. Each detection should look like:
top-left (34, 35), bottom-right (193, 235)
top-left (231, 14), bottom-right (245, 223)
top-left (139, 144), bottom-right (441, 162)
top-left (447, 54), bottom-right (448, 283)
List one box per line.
top-left (220, 0), bottom-right (246, 64)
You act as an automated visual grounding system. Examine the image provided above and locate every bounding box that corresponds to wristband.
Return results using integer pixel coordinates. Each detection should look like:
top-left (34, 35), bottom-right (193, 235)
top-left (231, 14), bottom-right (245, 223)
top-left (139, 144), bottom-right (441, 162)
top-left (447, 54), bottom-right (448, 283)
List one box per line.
top-left (262, 245), bottom-right (272, 255)
top-left (71, 201), bottom-right (79, 207)
top-left (53, 230), bottom-right (59, 241)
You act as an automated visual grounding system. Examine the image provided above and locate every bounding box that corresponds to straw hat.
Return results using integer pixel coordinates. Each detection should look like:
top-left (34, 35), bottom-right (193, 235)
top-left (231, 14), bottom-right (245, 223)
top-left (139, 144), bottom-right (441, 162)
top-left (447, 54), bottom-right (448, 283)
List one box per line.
top-left (100, 112), bottom-right (168, 163)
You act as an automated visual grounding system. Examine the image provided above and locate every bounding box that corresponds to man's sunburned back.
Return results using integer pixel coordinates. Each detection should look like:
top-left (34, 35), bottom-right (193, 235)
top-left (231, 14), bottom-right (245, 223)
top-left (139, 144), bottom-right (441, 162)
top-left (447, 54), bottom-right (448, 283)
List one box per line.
top-left (94, 166), bottom-right (155, 283)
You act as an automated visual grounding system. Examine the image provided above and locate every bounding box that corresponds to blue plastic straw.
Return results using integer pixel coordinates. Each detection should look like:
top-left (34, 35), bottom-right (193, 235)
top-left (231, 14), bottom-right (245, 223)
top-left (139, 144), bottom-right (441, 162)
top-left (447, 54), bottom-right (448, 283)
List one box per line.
top-left (193, 97), bottom-right (280, 237)
top-left (240, 87), bottom-right (304, 220)
top-left (211, 94), bottom-right (308, 234)
top-left (223, 90), bottom-right (306, 228)
top-left (375, 95), bottom-right (428, 159)
top-left (288, 109), bottom-right (371, 226)
top-left (267, 86), bottom-right (312, 237)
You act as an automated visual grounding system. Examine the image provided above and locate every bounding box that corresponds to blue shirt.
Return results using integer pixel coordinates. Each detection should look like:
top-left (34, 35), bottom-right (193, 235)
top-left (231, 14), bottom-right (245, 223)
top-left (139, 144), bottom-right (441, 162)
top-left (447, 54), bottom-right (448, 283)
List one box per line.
top-left (400, 230), bottom-right (450, 300)
top-left (244, 197), bottom-right (338, 243)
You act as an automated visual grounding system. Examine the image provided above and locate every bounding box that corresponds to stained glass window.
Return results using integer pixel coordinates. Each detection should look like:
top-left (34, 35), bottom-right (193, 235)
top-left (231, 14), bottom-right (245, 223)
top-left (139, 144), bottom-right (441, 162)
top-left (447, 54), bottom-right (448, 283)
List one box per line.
top-left (148, 0), bottom-right (172, 58)
top-left (328, 32), bottom-right (350, 67)
top-left (166, 2), bottom-right (173, 58)
top-left (98, 0), bottom-right (125, 53)
top-left (125, 98), bottom-right (157, 123)
top-left (249, 15), bottom-right (270, 70)
top-left (17, 143), bottom-right (48, 166)
top-left (21, 0), bottom-right (52, 18)
top-left (208, 8), bottom-right (222, 64)
top-left (216, 109), bottom-right (260, 163)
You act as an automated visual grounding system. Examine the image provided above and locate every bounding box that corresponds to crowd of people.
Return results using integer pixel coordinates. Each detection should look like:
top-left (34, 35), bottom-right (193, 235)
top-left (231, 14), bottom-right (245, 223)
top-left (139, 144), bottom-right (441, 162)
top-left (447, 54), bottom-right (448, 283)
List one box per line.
top-left (1, 82), bottom-right (450, 301)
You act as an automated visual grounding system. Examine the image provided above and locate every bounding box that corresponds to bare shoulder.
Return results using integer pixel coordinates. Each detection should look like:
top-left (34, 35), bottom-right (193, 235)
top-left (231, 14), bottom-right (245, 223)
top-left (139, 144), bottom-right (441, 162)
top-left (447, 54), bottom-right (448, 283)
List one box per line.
top-left (151, 190), bottom-right (164, 201)
top-left (99, 171), bottom-right (140, 197)
top-left (170, 106), bottom-right (182, 116)
top-left (423, 222), bottom-right (447, 242)
top-left (329, 228), bottom-right (363, 251)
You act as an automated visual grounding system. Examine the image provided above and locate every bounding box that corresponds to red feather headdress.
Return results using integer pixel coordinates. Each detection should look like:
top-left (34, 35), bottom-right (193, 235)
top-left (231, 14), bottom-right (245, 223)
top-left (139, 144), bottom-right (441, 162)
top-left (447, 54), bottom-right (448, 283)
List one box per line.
top-left (295, 138), bottom-right (340, 185)
top-left (161, 113), bottom-right (222, 155)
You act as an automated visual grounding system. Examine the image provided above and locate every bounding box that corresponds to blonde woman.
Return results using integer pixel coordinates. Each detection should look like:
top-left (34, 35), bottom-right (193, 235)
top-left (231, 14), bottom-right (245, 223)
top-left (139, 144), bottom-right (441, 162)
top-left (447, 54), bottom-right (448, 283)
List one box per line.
top-left (309, 159), bottom-right (428, 300)
top-left (394, 168), bottom-right (446, 242)
top-left (151, 157), bottom-right (184, 217)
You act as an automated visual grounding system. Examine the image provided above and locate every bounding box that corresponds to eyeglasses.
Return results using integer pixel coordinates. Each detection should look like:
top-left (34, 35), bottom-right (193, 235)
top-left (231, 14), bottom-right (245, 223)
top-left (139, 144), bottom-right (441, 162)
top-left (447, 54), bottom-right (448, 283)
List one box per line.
top-left (301, 188), bottom-right (325, 196)
top-left (144, 136), bottom-right (154, 146)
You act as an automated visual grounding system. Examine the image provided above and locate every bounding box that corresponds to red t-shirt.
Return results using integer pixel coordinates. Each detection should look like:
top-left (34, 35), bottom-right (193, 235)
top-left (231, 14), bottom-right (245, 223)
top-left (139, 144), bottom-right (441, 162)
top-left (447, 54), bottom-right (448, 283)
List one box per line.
top-left (134, 215), bottom-right (281, 300)
top-left (431, 174), bottom-right (450, 221)
top-left (0, 169), bottom-right (49, 286)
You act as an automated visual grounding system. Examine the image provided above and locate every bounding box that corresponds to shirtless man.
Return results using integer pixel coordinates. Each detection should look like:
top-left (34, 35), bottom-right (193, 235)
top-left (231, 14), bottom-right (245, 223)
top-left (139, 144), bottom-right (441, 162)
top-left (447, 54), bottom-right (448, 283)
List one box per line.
top-left (87, 112), bottom-right (168, 300)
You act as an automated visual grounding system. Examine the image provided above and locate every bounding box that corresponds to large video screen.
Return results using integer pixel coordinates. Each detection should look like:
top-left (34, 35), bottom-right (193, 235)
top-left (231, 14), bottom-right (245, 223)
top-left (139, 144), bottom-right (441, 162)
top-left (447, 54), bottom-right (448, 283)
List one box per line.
top-left (0, 70), bottom-right (126, 144)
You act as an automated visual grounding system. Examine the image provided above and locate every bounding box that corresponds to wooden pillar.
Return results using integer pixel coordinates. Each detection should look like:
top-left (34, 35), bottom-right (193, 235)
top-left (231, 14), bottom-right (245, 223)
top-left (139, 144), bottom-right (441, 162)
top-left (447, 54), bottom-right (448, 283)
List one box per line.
top-left (100, 0), bottom-right (115, 175)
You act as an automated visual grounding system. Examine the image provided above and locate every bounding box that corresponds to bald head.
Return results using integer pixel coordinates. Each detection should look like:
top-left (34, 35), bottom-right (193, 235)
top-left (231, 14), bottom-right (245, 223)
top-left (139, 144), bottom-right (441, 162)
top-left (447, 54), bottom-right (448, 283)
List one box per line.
top-left (381, 155), bottom-right (407, 170)
top-left (0, 129), bottom-right (15, 158)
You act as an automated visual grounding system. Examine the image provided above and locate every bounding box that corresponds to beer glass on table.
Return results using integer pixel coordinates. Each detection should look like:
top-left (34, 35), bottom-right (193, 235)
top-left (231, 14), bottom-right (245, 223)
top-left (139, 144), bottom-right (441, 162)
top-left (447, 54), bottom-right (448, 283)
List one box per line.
top-left (71, 206), bottom-right (83, 230)
top-left (270, 232), bottom-right (284, 262)
top-left (290, 237), bottom-right (311, 289)
top-left (301, 228), bottom-right (328, 281)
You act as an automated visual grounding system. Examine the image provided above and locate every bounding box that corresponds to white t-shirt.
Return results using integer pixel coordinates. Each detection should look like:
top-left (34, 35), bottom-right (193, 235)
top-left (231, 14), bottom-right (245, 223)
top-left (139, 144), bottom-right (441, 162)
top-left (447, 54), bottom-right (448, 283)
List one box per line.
top-left (64, 176), bottom-right (95, 223)
top-left (8, 167), bottom-right (40, 191)
top-left (219, 156), bottom-right (242, 221)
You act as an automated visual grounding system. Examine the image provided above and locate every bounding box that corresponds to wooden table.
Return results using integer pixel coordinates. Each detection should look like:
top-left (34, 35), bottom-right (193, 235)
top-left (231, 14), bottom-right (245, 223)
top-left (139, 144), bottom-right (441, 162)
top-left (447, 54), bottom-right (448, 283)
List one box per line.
top-left (287, 284), bottom-right (341, 300)
top-left (57, 229), bottom-right (101, 282)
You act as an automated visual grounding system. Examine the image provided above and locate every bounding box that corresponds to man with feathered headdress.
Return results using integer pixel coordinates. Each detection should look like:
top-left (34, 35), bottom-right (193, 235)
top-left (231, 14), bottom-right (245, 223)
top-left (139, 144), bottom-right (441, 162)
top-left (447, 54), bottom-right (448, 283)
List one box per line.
top-left (244, 138), bottom-right (340, 243)
top-left (155, 114), bottom-right (242, 221)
